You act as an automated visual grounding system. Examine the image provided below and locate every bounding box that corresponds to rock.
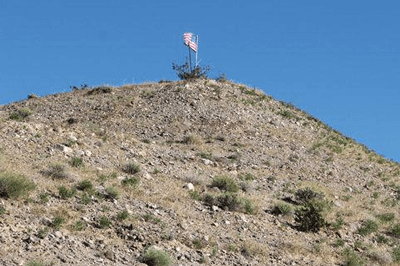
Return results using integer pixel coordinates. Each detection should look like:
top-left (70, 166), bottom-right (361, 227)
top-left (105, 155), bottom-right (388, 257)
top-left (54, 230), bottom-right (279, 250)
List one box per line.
top-left (104, 249), bottom-right (115, 261)
top-left (55, 144), bottom-right (73, 154)
top-left (333, 201), bottom-right (343, 208)
top-left (201, 158), bottom-right (213, 165)
top-left (85, 150), bottom-right (92, 157)
top-left (184, 183), bottom-right (194, 191)
top-left (211, 205), bottom-right (219, 212)
top-left (143, 172), bottom-right (153, 180)
top-left (41, 217), bottom-right (53, 226)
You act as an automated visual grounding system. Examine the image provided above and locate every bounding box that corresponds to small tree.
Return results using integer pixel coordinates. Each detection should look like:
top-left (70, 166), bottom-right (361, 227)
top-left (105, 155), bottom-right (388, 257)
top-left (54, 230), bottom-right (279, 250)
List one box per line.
top-left (172, 62), bottom-right (210, 80)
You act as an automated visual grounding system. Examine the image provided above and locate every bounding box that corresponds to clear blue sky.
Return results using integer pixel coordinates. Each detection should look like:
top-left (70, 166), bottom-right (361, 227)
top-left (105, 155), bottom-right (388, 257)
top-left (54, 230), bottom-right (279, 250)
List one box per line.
top-left (1, 1), bottom-right (399, 162)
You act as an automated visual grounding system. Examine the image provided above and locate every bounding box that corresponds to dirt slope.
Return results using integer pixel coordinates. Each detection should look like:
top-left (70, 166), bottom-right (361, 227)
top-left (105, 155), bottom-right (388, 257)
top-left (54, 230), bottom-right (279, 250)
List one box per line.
top-left (0, 79), bottom-right (399, 266)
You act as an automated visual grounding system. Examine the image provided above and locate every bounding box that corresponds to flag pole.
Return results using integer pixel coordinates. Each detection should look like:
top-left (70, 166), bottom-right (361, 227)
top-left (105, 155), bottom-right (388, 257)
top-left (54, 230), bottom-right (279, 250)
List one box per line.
top-left (188, 45), bottom-right (192, 72)
top-left (195, 35), bottom-right (198, 67)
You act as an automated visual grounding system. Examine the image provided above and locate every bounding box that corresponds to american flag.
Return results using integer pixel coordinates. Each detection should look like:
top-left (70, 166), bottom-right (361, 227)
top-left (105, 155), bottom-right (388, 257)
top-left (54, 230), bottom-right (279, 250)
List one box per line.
top-left (189, 40), bottom-right (198, 52)
top-left (183, 32), bottom-right (198, 52)
top-left (183, 32), bottom-right (192, 46)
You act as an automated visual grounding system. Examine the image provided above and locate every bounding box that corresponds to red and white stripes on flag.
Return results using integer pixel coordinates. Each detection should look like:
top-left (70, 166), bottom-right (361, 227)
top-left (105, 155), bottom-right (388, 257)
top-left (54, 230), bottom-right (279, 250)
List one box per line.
top-left (189, 41), bottom-right (198, 52)
top-left (183, 32), bottom-right (192, 46)
top-left (183, 32), bottom-right (198, 52)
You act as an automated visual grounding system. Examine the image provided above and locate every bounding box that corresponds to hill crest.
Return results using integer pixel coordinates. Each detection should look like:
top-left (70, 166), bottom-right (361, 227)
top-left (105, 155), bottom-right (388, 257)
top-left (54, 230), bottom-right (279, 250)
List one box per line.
top-left (0, 79), bottom-right (399, 265)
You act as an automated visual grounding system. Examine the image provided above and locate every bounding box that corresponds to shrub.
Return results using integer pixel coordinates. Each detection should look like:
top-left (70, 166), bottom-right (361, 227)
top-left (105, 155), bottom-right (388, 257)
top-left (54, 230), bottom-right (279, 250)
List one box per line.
top-left (192, 238), bottom-right (206, 249)
top-left (393, 246), bottom-right (400, 262)
top-left (37, 227), bottom-right (49, 239)
top-left (122, 162), bottom-right (141, 175)
top-left (334, 238), bottom-right (345, 247)
top-left (183, 135), bottom-right (200, 145)
top-left (117, 210), bottom-right (129, 220)
top-left (0, 172), bottom-right (36, 199)
top-left (77, 179), bottom-right (93, 191)
top-left (390, 223), bottom-right (400, 237)
top-left (239, 173), bottom-right (255, 181)
top-left (342, 248), bottom-right (365, 266)
top-left (87, 85), bottom-right (113, 95)
top-left (121, 177), bottom-right (140, 188)
top-left (58, 186), bottom-right (76, 199)
top-left (73, 220), bottom-right (86, 231)
top-left (203, 193), bottom-right (242, 211)
top-left (53, 217), bottom-right (66, 230)
top-left (216, 73), bottom-right (227, 82)
top-left (376, 212), bottom-right (395, 223)
top-left (376, 234), bottom-right (388, 244)
top-left (0, 206), bottom-right (6, 216)
top-left (105, 186), bottom-right (119, 199)
top-left (272, 202), bottom-right (293, 216)
top-left (9, 108), bottom-right (31, 121)
top-left (39, 192), bottom-right (50, 204)
top-left (99, 216), bottom-right (112, 228)
top-left (80, 193), bottom-right (91, 205)
top-left (211, 176), bottom-right (239, 193)
top-left (142, 247), bottom-right (172, 266)
top-left (172, 62), bottom-right (210, 81)
top-left (199, 152), bottom-right (213, 161)
top-left (70, 157), bottom-right (84, 168)
top-left (295, 199), bottom-right (329, 232)
top-left (44, 164), bottom-right (69, 179)
top-left (332, 216), bottom-right (345, 230)
top-left (189, 190), bottom-right (202, 201)
top-left (295, 187), bottom-right (323, 204)
top-left (358, 220), bottom-right (378, 236)
top-left (243, 198), bottom-right (255, 214)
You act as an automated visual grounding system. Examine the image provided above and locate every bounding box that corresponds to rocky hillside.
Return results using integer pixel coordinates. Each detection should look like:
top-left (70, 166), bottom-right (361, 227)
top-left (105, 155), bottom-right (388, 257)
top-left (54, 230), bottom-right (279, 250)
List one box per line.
top-left (0, 79), bottom-right (399, 266)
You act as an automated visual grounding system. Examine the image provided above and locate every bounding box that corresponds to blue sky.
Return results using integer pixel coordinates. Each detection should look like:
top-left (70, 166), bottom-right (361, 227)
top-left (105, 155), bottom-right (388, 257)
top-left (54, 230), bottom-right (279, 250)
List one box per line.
top-left (1, 1), bottom-right (399, 162)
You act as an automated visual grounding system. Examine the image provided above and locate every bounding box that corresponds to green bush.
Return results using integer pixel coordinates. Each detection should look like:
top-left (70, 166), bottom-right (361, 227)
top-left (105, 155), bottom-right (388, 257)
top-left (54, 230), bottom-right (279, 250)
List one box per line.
top-left (172, 62), bottom-right (210, 81)
top-left (37, 227), bottom-right (49, 239)
top-left (390, 223), bottom-right (400, 237)
top-left (211, 176), bottom-right (239, 193)
top-left (393, 246), bottom-right (400, 262)
top-left (0, 206), bottom-right (6, 216)
top-left (272, 202), bottom-right (293, 216)
top-left (376, 212), bottom-right (395, 223)
top-left (99, 216), bottom-right (112, 228)
top-left (332, 216), bottom-right (345, 230)
top-left (295, 187), bottom-right (323, 204)
top-left (53, 217), bottom-right (66, 230)
top-left (203, 193), bottom-right (242, 211)
top-left (358, 220), bottom-right (378, 236)
top-left (73, 220), bottom-right (86, 231)
top-left (39, 192), bottom-right (50, 204)
top-left (295, 199), bottom-right (329, 232)
top-left (342, 248), bottom-right (365, 266)
top-left (80, 193), bottom-right (91, 205)
top-left (58, 186), bottom-right (76, 199)
top-left (143, 247), bottom-right (172, 266)
top-left (121, 177), bottom-right (140, 188)
top-left (0, 172), bottom-right (36, 199)
top-left (9, 108), bottom-right (32, 121)
top-left (243, 198), bottom-right (255, 214)
top-left (189, 190), bottom-right (202, 201)
top-left (77, 179), bottom-right (93, 191)
top-left (334, 238), bottom-right (345, 247)
top-left (105, 186), bottom-right (119, 199)
top-left (122, 162), bottom-right (141, 175)
top-left (70, 157), bottom-right (84, 167)
top-left (44, 164), bottom-right (69, 179)
top-left (117, 210), bottom-right (129, 220)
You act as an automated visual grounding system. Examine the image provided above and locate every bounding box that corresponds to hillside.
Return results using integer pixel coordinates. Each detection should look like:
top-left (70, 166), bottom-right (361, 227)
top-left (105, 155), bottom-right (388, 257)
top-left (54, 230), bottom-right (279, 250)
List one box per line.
top-left (0, 79), bottom-right (399, 266)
